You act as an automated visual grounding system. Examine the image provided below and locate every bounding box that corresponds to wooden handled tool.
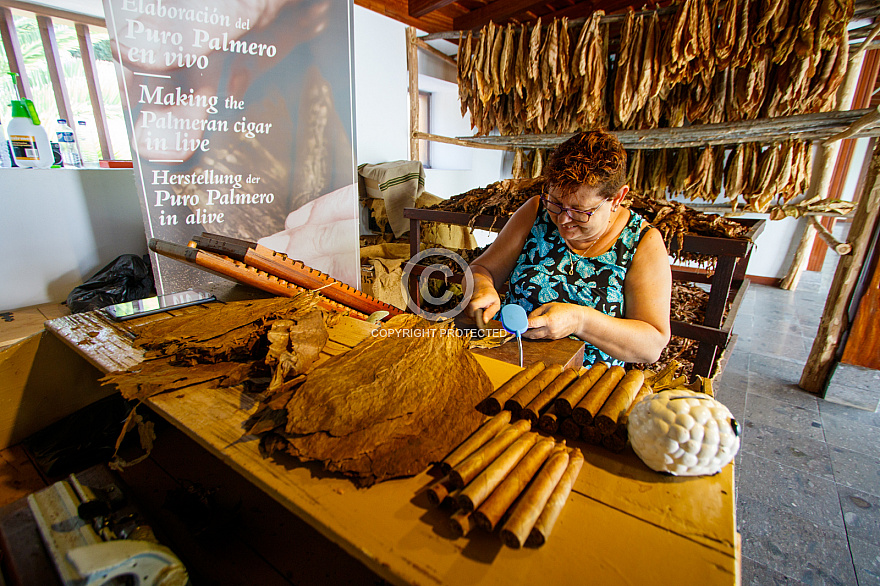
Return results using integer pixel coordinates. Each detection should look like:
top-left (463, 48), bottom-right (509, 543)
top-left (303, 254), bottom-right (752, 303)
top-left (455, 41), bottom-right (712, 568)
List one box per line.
top-left (148, 239), bottom-right (367, 319)
top-left (192, 233), bottom-right (404, 319)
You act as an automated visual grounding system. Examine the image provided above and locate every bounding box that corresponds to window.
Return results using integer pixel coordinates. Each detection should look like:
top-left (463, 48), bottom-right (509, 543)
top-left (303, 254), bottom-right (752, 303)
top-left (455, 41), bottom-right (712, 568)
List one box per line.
top-left (0, 5), bottom-right (130, 164)
top-left (418, 90), bottom-right (431, 168)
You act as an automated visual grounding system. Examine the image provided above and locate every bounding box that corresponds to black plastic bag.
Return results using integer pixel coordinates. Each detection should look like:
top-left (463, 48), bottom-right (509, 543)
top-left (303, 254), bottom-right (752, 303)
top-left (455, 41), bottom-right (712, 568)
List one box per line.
top-left (67, 254), bottom-right (155, 313)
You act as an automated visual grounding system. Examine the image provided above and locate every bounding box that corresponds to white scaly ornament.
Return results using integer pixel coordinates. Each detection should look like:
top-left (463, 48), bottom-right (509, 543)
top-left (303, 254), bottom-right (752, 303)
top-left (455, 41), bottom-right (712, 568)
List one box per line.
top-left (628, 390), bottom-right (741, 476)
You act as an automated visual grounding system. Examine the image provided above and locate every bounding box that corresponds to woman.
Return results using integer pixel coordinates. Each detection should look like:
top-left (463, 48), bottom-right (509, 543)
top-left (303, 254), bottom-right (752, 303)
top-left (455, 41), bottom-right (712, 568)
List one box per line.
top-left (467, 130), bottom-right (671, 366)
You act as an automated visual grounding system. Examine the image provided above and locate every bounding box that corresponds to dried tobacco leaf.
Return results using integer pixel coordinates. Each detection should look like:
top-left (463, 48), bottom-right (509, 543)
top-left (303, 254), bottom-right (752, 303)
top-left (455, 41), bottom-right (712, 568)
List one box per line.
top-left (280, 317), bottom-right (493, 486)
top-left (102, 295), bottom-right (322, 401)
top-left (102, 358), bottom-right (253, 402)
top-left (132, 295), bottom-right (320, 363)
top-left (265, 307), bottom-right (329, 392)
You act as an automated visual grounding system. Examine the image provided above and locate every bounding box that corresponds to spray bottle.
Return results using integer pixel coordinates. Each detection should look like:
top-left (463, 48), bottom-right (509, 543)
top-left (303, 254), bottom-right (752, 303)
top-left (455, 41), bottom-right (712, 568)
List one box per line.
top-left (6, 72), bottom-right (53, 169)
top-left (0, 116), bottom-right (11, 168)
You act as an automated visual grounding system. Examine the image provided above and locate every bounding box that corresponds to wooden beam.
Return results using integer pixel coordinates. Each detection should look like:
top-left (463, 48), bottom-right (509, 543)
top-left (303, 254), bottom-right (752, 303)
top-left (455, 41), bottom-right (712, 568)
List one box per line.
top-left (355, 0), bottom-right (455, 34)
top-left (809, 216), bottom-right (852, 255)
top-left (806, 216), bottom-right (838, 271)
top-left (75, 23), bottom-right (112, 160)
top-left (823, 105), bottom-right (880, 144)
top-left (781, 221), bottom-right (819, 291)
top-left (0, 6), bottom-right (31, 101)
top-left (461, 108), bottom-right (880, 150)
top-left (422, 5), bottom-right (677, 39)
top-left (414, 37), bottom-right (457, 67)
top-left (782, 43), bottom-right (869, 290)
top-left (0, 0), bottom-right (104, 27)
top-left (36, 16), bottom-right (76, 130)
top-left (800, 143), bottom-right (880, 394)
top-left (807, 49), bottom-right (880, 271)
top-left (415, 131), bottom-right (512, 151)
top-left (408, 0), bottom-right (457, 18)
top-left (542, 1), bottom-right (602, 22)
top-left (406, 27), bottom-right (419, 161)
top-left (453, 0), bottom-right (553, 32)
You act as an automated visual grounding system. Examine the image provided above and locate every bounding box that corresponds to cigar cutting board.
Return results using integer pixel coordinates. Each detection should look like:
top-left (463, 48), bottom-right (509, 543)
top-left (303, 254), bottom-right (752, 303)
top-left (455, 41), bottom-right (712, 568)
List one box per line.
top-left (470, 336), bottom-right (585, 371)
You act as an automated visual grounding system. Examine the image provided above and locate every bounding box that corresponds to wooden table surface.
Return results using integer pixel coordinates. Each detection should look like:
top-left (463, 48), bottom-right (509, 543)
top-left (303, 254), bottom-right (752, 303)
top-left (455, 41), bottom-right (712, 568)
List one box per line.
top-left (45, 304), bottom-right (739, 586)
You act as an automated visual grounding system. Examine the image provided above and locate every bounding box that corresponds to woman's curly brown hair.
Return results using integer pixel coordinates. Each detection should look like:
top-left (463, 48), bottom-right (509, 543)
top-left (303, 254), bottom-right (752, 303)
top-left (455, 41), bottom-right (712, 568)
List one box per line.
top-left (543, 130), bottom-right (627, 199)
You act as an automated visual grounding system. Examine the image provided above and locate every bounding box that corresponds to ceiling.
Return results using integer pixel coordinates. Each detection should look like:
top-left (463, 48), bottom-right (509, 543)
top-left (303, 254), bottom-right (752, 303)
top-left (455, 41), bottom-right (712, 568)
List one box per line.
top-left (355, 0), bottom-right (651, 34)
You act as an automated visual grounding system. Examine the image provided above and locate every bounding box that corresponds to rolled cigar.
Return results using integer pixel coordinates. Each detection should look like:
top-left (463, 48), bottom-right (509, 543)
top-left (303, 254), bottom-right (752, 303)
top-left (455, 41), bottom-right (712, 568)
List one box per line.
top-left (500, 449), bottom-right (571, 548)
top-left (426, 475), bottom-right (456, 507)
top-left (581, 424), bottom-right (603, 445)
top-left (479, 362), bottom-right (546, 415)
top-left (520, 368), bottom-right (579, 426)
top-left (449, 508), bottom-right (474, 538)
top-left (554, 362), bottom-right (608, 418)
top-left (594, 369), bottom-right (647, 435)
top-left (504, 365), bottom-right (565, 416)
top-left (571, 365), bottom-right (626, 426)
top-left (526, 448), bottom-right (585, 548)
top-left (605, 384), bottom-right (653, 453)
top-left (559, 417), bottom-right (582, 441)
top-left (617, 384), bottom-right (653, 435)
top-left (602, 433), bottom-right (627, 453)
top-left (441, 411), bottom-right (512, 472)
top-left (448, 419), bottom-right (531, 488)
top-left (537, 403), bottom-right (560, 434)
top-left (457, 432), bottom-right (539, 513)
top-left (472, 438), bottom-right (558, 532)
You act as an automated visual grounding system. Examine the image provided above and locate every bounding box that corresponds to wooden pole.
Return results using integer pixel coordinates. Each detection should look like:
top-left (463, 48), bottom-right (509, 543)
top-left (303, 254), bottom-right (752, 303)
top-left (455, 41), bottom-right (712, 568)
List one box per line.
top-left (800, 144), bottom-right (880, 394)
top-left (0, 6), bottom-right (32, 101)
top-left (76, 24), bottom-right (113, 160)
top-left (459, 108), bottom-right (879, 150)
top-left (414, 38), bottom-right (457, 67)
top-left (406, 27), bottom-right (420, 162)
top-left (781, 222), bottom-right (819, 291)
top-left (414, 131), bottom-right (511, 151)
top-left (781, 44), bottom-right (866, 290)
top-left (809, 216), bottom-right (852, 255)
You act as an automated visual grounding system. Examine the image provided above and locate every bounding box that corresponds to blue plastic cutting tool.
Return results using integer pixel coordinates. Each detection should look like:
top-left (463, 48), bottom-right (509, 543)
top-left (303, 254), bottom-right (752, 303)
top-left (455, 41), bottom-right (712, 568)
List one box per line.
top-left (499, 304), bottom-right (529, 367)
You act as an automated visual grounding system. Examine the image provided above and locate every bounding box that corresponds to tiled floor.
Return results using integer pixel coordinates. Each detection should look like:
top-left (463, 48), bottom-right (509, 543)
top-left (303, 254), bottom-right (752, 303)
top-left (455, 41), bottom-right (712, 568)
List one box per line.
top-left (717, 237), bottom-right (880, 586)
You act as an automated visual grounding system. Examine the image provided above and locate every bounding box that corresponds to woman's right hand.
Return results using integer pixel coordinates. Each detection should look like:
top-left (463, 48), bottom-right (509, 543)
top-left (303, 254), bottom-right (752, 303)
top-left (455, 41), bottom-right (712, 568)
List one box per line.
top-left (467, 272), bottom-right (501, 324)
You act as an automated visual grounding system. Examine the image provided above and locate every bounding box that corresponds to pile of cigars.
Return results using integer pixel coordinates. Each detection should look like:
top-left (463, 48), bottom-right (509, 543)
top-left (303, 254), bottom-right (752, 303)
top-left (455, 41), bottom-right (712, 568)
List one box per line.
top-left (425, 412), bottom-right (582, 549)
top-left (481, 362), bottom-right (661, 453)
top-left (423, 361), bottom-right (709, 548)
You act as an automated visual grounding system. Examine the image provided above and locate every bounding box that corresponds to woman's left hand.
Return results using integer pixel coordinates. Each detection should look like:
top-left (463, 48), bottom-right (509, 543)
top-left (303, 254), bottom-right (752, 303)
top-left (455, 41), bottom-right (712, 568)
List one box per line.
top-left (524, 303), bottom-right (585, 340)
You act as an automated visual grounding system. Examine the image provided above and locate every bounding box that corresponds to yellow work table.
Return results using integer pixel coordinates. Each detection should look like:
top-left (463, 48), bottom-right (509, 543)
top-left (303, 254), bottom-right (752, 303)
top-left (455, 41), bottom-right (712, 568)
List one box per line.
top-left (46, 303), bottom-right (739, 586)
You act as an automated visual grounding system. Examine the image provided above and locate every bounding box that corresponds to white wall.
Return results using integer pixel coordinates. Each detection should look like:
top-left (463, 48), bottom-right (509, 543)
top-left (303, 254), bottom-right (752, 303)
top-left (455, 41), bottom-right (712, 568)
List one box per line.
top-left (740, 214), bottom-right (804, 279)
top-left (0, 169), bottom-right (146, 309)
top-left (352, 6), bottom-right (505, 199)
top-left (352, 8), bottom-right (410, 164)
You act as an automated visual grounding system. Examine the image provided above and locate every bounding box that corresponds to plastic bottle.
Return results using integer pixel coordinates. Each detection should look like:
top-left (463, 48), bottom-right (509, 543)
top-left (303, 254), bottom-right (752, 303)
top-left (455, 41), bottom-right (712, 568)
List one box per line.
top-left (7, 98), bottom-right (53, 168)
top-left (0, 121), bottom-right (11, 168)
top-left (56, 119), bottom-right (83, 168)
top-left (76, 120), bottom-right (100, 166)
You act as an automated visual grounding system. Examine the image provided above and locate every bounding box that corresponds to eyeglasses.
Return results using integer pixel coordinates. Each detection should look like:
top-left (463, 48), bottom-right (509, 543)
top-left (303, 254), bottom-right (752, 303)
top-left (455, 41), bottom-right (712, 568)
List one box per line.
top-left (540, 195), bottom-right (608, 223)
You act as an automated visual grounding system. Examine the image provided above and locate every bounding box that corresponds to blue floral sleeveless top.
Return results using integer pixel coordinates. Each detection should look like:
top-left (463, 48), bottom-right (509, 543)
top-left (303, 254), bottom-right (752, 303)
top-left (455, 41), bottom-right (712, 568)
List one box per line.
top-left (506, 208), bottom-right (648, 367)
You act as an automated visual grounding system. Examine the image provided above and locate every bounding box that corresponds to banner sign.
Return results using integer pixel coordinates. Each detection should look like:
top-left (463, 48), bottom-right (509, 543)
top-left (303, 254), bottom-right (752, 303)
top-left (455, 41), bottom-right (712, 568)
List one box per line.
top-left (104, 0), bottom-right (361, 293)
